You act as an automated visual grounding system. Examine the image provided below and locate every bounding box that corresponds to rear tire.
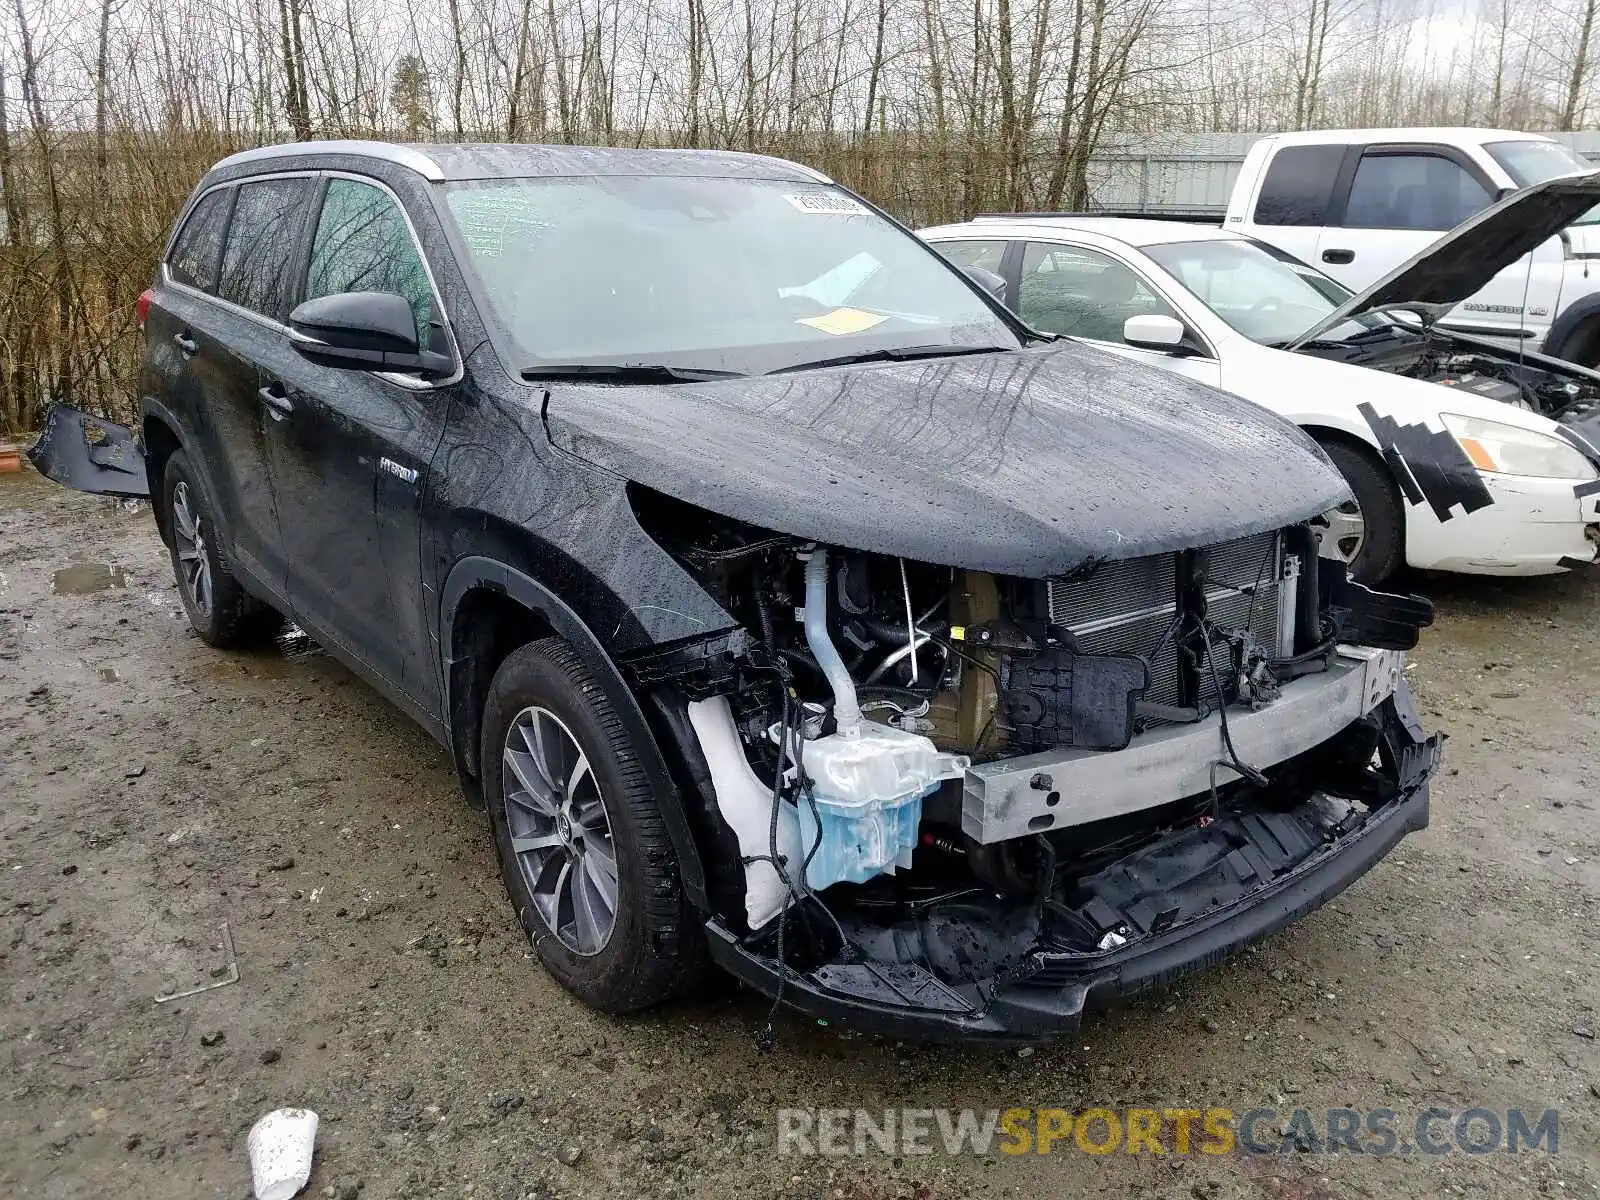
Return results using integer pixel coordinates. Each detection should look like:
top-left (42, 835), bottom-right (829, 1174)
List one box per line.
top-left (162, 450), bottom-right (283, 647)
top-left (1315, 439), bottom-right (1404, 586)
top-left (481, 637), bottom-right (705, 1013)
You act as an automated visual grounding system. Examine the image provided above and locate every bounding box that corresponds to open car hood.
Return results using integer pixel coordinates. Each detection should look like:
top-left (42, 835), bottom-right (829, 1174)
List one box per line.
top-left (1287, 170), bottom-right (1600, 351)
top-left (545, 342), bottom-right (1349, 577)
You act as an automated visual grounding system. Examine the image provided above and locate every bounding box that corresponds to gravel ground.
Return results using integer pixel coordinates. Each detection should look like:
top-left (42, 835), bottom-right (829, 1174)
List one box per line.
top-left (1, 469), bottom-right (1596, 1200)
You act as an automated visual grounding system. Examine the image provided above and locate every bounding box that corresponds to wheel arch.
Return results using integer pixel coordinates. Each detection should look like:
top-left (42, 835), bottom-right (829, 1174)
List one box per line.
top-left (140, 401), bottom-right (186, 547)
top-left (1301, 421), bottom-right (1398, 496)
top-left (1303, 423), bottom-right (1411, 580)
top-left (1543, 291), bottom-right (1600, 364)
top-left (439, 556), bottom-right (709, 910)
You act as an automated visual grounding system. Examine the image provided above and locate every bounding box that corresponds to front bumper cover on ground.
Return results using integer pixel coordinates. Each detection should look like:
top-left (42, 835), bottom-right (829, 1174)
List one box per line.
top-left (26, 404), bottom-right (149, 499)
top-left (707, 697), bottom-right (1441, 1044)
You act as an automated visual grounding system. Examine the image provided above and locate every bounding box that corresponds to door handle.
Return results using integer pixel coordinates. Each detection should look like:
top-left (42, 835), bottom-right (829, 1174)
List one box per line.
top-left (173, 331), bottom-right (198, 354)
top-left (257, 385), bottom-right (294, 415)
top-left (1321, 248), bottom-right (1355, 265)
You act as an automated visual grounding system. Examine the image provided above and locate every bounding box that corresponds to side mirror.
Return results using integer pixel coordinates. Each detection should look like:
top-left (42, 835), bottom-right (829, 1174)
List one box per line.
top-left (1123, 314), bottom-right (1188, 353)
top-left (962, 264), bottom-right (1007, 300)
top-left (288, 291), bottom-right (453, 376)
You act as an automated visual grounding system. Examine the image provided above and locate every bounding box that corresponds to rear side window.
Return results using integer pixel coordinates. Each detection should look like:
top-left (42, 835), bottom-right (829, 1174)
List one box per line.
top-left (304, 179), bottom-right (435, 347)
top-left (1252, 145), bottom-right (1345, 226)
top-left (167, 189), bottom-right (231, 291)
top-left (217, 178), bottom-right (314, 318)
top-left (1341, 153), bottom-right (1492, 231)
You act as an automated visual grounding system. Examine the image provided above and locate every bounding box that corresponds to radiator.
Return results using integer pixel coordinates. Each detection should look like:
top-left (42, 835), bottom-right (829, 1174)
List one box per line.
top-left (1046, 531), bottom-right (1289, 714)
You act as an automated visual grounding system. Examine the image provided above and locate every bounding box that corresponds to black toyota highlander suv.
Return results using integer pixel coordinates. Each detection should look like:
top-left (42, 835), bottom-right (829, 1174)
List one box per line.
top-left (31, 141), bottom-right (1440, 1041)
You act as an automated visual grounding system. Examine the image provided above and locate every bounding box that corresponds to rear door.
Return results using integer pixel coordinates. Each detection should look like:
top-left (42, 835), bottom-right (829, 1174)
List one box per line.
top-left (156, 176), bottom-right (316, 600)
top-left (260, 174), bottom-right (455, 712)
top-left (1238, 143), bottom-right (1348, 270)
top-left (145, 185), bottom-right (233, 501)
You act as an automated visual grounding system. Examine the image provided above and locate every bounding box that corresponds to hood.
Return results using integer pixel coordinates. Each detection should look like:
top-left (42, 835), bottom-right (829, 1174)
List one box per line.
top-left (543, 343), bottom-right (1348, 577)
top-left (1288, 171), bottom-right (1600, 350)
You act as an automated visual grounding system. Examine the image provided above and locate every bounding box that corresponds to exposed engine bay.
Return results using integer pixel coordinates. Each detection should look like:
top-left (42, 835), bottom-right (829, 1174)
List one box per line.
top-left (1301, 320), bottom-right (1600, 425)
top-left (623, 489), bottom-right (1439, 1033)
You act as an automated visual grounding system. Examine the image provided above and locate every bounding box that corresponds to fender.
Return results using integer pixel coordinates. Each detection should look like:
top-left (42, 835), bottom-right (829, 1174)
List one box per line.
top-left (1542, 290), bottom-right (1600, 360)
top-left (1291, 412), bottom-right (1383, 456)
top-left (139, 395), bottom-right (192, 547)
top-left (439, 555), bottom-right (709, 910)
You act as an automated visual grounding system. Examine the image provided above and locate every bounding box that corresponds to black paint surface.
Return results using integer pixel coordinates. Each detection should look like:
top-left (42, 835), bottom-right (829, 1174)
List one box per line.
top-left (549, 342), bottom-right (1348, 577)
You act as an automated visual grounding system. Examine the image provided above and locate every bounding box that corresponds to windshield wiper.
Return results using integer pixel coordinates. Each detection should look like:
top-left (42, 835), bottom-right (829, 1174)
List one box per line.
top-left (520, 363), bottom-right (745, 383)
top-left (769, 343), bottom-right (1013, 374)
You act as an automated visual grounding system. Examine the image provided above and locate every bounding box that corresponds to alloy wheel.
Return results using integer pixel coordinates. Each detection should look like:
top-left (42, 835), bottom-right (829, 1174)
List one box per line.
top-left (171, 481), bottom-right (213, 618)
top-left (1319, 499), bottom-right (1366, 566)
top-left (501, 706), bottom-right (619, 955)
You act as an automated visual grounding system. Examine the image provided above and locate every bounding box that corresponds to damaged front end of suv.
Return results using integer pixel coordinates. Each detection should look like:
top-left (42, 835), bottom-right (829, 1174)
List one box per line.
top-left (569, 361), bottom-right (1442, 1044)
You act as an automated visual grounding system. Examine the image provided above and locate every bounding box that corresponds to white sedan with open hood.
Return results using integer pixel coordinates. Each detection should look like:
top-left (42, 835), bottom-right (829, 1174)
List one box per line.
top-left (922, 176), bottom-right (1600, 582)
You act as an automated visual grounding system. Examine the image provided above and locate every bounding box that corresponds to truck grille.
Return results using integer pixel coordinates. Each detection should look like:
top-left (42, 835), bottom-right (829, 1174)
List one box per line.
top-left (1046, 531), bottom-right (1287, 714)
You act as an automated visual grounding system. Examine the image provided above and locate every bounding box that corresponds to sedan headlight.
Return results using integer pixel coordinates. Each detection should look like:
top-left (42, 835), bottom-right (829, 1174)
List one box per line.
top-left (1439, 413), bottom-right (1599, 481)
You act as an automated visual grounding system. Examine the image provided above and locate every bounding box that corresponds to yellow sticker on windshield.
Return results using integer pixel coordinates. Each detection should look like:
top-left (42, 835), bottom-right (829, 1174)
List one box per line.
top-left (797, 307), bottom-right (889, 336)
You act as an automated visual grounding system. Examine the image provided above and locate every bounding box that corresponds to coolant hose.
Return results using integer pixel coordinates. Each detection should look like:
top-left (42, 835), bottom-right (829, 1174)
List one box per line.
top-left (804, 549), bottom-right (861, 737)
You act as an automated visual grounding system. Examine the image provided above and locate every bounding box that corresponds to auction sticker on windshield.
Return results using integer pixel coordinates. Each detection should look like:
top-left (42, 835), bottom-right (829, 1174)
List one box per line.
top-left (797, 307), bottom-right (890, 335)
top-left (785, 193), bottom-right (869, 215)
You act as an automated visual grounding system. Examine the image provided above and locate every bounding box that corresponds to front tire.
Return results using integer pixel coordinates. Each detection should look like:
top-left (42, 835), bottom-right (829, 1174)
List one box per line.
top-left (481, 637), bottom-right (704, 1013)
top-left (162, 450), bottom-right (282, 647)
top-left (1315, 439), bottom-right (1404, 585)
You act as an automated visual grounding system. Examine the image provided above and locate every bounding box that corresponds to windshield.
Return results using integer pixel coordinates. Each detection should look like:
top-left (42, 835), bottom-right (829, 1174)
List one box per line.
top-left (1144, 238), bottom-right (1389, 345)
top-left (1484, 140), bottom-right (1600, 226)
top-left (1485, 139), bottom-right (1590, 187)
top-left (440, 176), bottom-right (1022, 375)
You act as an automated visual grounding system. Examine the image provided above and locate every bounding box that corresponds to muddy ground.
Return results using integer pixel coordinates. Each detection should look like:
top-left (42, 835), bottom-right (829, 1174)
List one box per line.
top-left (0, 469), bottom-right (1596, 1200)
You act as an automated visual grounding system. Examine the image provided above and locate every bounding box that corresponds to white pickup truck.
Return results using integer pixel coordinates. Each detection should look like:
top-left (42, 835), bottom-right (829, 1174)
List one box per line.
top-left (1225, 128), bottom-right (1600, 363)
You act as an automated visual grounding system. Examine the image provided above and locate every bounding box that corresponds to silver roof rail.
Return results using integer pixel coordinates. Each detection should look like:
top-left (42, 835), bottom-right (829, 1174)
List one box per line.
top-left (210, 140), bottom-right (445, 182)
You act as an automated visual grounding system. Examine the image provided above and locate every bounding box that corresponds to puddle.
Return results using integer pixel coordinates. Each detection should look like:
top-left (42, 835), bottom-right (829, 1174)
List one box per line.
top-left (52, 562), bottom-right (129, 595)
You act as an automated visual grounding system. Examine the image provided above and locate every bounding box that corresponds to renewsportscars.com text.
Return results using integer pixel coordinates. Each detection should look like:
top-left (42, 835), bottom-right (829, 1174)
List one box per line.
top-left (776, 1106), bottom-right (1561, 1157)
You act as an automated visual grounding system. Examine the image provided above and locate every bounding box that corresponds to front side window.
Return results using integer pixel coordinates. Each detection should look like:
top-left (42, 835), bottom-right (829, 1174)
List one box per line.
top-left (168, 189), bottom-right (232, 292)
top-left (1016, 243), bottom-right (1175, 342)
top-left (440, 176), bottom-right (1021, 375)
top-left (1253, 145), bottom-right (1345, 226)
top-left (304, 179), bottom-right (436, 347)
top-left (1146, 238), bottom-right (1388, 346)
top-left (932, 239), bottom-right (1008, 274)
top-left (217, 177), bottom-right (315, 318)
top-left (1341, 153), bottom-right (1492, 231)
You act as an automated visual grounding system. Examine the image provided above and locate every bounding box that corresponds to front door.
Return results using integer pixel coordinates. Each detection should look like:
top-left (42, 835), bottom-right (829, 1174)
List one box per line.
top-left (261, 176), bottom-right (453, 711)
top-left (1013, 241), bottom-right (1222, 387)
